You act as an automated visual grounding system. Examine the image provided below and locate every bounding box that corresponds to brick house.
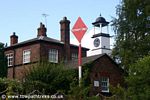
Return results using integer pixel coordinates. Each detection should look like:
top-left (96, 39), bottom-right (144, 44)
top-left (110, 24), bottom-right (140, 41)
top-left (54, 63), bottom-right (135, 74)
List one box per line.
top-left (67, 53), bottom-right (124, 96)
top-left (4, 17), bottom-right (88, 80)
top-left (4, 17), bottom-right (124, 96)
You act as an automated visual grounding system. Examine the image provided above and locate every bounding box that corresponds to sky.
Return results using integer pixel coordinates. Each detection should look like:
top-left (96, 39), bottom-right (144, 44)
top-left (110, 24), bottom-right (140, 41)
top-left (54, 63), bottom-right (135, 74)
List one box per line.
top-left (0, 0), bottom-right (120, 48)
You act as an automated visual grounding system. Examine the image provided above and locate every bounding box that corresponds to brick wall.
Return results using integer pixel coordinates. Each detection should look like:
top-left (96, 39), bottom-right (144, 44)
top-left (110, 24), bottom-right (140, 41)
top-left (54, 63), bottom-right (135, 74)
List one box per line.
top-left (40, 42), bottom-right (63, 62)
top-left (70, 46), bottom-right (87, 58)
top-left (15, 63), bottom-right (37, 80)
top-left (5, 43), bottom-right (40, 79)
top-left (5, 41), bottom-right (87, 79)
top-left (89, 55), bottom-right (124, 95)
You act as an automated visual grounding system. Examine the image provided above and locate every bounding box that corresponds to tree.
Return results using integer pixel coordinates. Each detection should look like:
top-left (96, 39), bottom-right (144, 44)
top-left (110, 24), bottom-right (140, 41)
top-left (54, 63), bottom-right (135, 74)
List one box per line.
top-left (0, 43), bottom-right (7, 78)
top-left (126, 56), bottom-right (150, 100)
top-left (24, 62), bottom-right (78, 94)
top-left (0, 78), bottom-right (23, 95)
top-left (112, 0), bottom-right (150, 70)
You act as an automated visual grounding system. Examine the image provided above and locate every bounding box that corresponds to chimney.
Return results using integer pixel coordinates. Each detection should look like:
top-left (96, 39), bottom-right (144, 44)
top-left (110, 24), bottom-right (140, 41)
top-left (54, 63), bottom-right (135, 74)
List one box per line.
top-left (60, 17), bottom-right (71, 61)
top-left (10, 32), bottom-right (18, 46)
top-left (37, 22), bottom-right (47, 37)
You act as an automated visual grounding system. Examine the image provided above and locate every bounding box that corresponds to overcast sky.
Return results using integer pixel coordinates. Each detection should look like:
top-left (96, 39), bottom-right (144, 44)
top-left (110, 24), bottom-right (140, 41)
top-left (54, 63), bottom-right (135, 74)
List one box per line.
top-left (0, 0), bottom-right (120, 47)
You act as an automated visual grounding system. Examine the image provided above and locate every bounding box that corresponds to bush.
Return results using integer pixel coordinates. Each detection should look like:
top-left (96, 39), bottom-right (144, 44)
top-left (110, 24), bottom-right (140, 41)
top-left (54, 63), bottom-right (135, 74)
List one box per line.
top-left (24, 62), bottom-right (77, 94)
top-left (67, 84), bottom-right (90, 100)
top-left (23, 80), bottom-right (48, 94)
top-left (0, 78), bottom-right (23, 95)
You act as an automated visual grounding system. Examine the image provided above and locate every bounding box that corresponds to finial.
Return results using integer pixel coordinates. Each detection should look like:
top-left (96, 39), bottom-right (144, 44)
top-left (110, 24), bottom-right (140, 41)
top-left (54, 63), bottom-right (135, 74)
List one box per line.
top-left (13, 32), bottom-right (16, 35)
top-left (40, 22), bottom-right (45, 28)
top-left (63, 16), bottom-right (67, 20)
top-left (100, 13), bottom-right (101, 16)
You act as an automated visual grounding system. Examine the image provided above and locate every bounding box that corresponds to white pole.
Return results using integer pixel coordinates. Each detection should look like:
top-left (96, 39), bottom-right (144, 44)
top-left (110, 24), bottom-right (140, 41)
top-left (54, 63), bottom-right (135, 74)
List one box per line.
top-left (79, 65), bottom-right (82, 86)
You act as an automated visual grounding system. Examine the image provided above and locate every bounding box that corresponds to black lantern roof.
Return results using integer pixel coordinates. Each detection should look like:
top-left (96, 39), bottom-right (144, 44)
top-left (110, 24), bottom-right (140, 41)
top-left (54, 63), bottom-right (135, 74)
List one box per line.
top-left (92, 15), bottom-right (109, 27)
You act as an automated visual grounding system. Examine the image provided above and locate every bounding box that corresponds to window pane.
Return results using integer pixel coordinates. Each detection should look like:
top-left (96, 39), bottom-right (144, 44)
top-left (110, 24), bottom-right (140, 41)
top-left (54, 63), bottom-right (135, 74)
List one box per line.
top-left (101, 77), bottom-right (109, 92)
top-left (23, 50), bottom-right (31, 64)
top-left (71, 53), bottom-right (78, 60)
top-left (6, 53), bottom-right (13, 67)
top-left (49, 49), bottom-right (58, 63)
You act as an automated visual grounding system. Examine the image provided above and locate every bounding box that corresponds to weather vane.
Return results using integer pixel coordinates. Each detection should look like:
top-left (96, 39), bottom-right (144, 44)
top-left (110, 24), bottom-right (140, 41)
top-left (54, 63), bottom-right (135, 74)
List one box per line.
top-left (42, 13), bottom-right (49, 28)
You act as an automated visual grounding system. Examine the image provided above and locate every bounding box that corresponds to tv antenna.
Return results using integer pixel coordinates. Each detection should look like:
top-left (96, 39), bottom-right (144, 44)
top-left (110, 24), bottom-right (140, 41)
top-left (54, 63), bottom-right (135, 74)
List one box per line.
top-left (42, 13), bottom-right (49, 28)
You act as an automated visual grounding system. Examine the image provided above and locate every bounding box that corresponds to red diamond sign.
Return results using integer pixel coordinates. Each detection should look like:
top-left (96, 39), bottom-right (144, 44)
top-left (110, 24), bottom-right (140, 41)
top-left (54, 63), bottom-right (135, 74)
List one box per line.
top-left (71, 17), bottom-right (88, 43)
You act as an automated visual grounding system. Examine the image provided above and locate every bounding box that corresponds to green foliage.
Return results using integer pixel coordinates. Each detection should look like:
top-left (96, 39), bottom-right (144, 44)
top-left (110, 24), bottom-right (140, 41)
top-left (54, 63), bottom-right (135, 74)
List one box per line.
top-left (0, 78), bottom-right (23, 94)
top-left (25, 62), bottom-right (78, 94)
top-left (23, 80), bottom-right (48, 94)
top-left (0, 43), bottom-right (7, 78)
top-left (68, 84), bottom-right (90, 100)
top-left (111, 56), bottom-right (150, 100)
top-left (0, 61), bottom-right (99, 99)
top-left (67, 62), bottom-right (93, 99)
top-left (25, 61), bottom-right (94, 98)
top-left (111, 0), bottom-right (150, 99)
top-left (110, 84), bottom-right (127, 100)
top-left (112, 0), bottom-right (150, 70)
top-left (87, 96), bottom-right (101, 100)
top-left (82, 62), bottom-right (93, 87)
top-left (126, 56), bottom-right (150, 100)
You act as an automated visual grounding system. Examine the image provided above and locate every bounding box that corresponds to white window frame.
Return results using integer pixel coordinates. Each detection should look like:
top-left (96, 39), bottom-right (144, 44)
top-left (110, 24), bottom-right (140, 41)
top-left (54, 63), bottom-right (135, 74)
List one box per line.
top-left (49, 49), bottom-right (58, 63)
top-left (94, 80), bottom-right (99, 87)
top-left (101, 77), bottom-right (109, 92)
top-left (71, 53), bottom-right (78, 60)
top-left (23, 49), bottom-right (31, 64)
top-left (6, 53), bottom-right (13, 67)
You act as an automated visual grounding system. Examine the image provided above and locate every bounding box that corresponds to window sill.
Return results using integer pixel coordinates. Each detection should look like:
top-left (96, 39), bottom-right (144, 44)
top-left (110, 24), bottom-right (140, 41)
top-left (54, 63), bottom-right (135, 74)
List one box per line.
top-left (23, 62), bottom-right (31, 65)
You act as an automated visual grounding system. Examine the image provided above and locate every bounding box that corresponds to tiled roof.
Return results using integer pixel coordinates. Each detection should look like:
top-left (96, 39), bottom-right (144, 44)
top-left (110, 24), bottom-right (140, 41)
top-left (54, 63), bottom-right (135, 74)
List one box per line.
top-left (66, 53), bottom-right (106, 68)
top-left (66, 53), bottom-right (125, 74)
top-left (5, 36), bottom-right (89, 50)
top-left (6, 36), bottom-right (63, 48)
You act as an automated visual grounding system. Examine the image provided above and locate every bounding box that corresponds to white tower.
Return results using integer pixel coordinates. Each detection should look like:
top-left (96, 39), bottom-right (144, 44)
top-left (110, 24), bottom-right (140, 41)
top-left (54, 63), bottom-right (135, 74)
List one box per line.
top-left (89, 15), bottom-right (111, 56)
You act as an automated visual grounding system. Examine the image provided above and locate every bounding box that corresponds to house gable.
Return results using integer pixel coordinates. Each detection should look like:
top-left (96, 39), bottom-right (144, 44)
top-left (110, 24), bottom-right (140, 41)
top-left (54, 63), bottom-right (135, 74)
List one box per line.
top-left (89, 54), bottom-right (124, 95)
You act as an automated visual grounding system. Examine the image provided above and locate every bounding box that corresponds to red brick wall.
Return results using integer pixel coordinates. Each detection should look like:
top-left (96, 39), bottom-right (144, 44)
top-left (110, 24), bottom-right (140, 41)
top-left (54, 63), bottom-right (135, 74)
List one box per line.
top-left (5, 41), bottom-right (87, 80)
top-left (14, 63), bottom-right (37, 80)
top-left (5, 43), bottom-right (40, 79)
top-left (40, 42), bottom-right (63, 62)
top-left (5, 43), bottom-right (40, 65)
top-left (70, 46), bottom-right (87, 58)
top-left (7, 67), bottom-right (13, 79)
top-left (40, 42), bottom-right (87, 62)
top-left (90, 55), bottom-right (124, 95)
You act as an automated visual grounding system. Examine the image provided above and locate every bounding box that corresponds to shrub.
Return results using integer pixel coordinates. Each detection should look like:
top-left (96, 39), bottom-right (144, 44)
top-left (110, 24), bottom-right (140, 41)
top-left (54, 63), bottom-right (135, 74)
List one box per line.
top-left (24, 62), bottom-right (77, 94)
top-left (0, 78), bottom-right (23, 95)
